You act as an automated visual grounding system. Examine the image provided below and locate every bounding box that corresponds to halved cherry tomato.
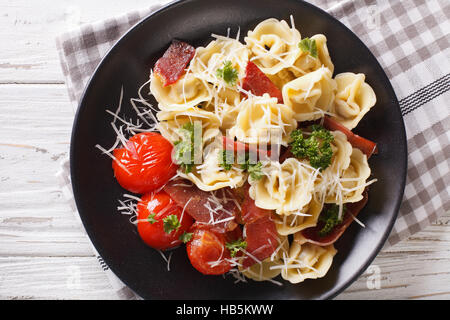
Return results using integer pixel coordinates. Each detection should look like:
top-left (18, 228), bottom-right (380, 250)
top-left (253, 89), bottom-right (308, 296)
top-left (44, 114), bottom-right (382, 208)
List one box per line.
top-left (186, 226), bottom-right (233, 275)
top-left (136, 191), bottom-right (193, 250)
top-left (112, 132), bottom-right (178, 194)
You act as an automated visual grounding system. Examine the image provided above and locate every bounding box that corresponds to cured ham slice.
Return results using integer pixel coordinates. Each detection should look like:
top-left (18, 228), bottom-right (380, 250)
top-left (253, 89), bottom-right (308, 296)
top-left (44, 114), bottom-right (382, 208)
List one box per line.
top-left (240, 186), bottom-right (279, 268)
top-left (242, 61), bottom-right (283, 103)
top-left (154, 40), bottom-right (195, 86)
top-left (301, 189), bottom-right (369, 246)
top-left (163, 179), bottom-right (238, 233)
top-left (242, 214), bottom-right (279, 269)
top-left (240, 184), bottom-right (271, 224)
top-left (322, 116), bottom-right (378, 158)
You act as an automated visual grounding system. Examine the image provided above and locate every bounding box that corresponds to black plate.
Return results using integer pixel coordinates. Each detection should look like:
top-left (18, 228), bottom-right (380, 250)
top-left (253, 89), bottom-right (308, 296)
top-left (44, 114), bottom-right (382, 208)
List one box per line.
top-left (71, 0), bottom-right (407, 300)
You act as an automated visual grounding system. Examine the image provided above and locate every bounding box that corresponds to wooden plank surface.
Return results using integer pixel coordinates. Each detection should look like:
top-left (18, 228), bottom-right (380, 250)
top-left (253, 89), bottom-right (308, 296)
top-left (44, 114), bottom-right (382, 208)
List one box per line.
top-left (0, 0), bottom-right (449, 300)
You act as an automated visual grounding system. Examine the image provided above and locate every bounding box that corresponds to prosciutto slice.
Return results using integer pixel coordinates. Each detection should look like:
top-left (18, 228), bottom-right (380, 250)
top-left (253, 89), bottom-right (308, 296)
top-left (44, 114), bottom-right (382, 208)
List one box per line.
top-left (242, 61), bottom-right (283, 103)
top-left (240, 185), bottom-right (279, 268)
top-left (301, 189), bottom-right (369, 246)
top-left (163, 179), bottom-right (239, 233)
top-left (242, 214), bottom-right (279, 269)
top-left (154, 40), bottom-right (195, 86)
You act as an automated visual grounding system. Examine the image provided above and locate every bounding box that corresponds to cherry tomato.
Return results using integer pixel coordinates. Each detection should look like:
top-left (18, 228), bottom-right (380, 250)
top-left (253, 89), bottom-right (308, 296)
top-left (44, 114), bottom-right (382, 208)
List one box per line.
top-left (186, 227), bottom-right (233, 275)
top-left (112, 132), bottom-right (178, 194)
top-left (136, 191), bottom-right (193, 250)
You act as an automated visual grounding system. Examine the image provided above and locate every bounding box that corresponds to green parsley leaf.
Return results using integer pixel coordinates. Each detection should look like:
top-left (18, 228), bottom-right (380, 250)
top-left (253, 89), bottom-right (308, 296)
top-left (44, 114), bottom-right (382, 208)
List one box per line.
top-left (225, 238), bottom-right (247, 257)
top-left (318, 204), bottom-right (345, 237)
top-left (298, 37), bottom-right (318, 58)
top-left (219, 150), bottom-right (234, 171)
top-left (216, 61), bottom-right (238, 85)
top-left (163, 214), bottom-right (181, 234)
top-left (173, 123), bottom-right (197, 173)
top-left (289, 125), bottom-right (334, 171)
top-left (247, 162), bottom-right (263, 180)
top-left (179, 231), bottom-right (193, 243)
top-left (239, 152), bottom-right (264, 181)
top-left (146, 213), bottom-right (157, 224)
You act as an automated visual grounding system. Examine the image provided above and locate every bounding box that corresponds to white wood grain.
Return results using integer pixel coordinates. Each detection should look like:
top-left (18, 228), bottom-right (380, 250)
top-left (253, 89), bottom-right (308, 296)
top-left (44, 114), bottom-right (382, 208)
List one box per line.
top-left (0, 0), bottom-right (170, 83)
top-left (0, 0), bottom-right (449, 300)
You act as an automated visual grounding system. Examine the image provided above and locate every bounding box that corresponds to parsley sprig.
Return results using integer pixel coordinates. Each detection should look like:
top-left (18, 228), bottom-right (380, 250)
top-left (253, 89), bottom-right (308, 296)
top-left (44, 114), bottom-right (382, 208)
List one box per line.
top-left (173, 123), bottom-right (197, 173)
top-left (289, 125), bottom-right (334, 171)
top-left (179, 231), bottom-right (193, 243)
top-left (239, 152), bottom-right (263, 181)
top-left (163, 214), bottom-right (181, 234)
top-left (216, 61), bottom-right (238, 85)
top-left (146, 213), bottom-right (157, 224)
top-left (219, 150), bottom-right (234, 171)
top-left (225, 238), bottom-right (247, 257)
top-left (318, 204), bottom-right (345, 236)
top-left (298, 38), bottom-right (318, 58)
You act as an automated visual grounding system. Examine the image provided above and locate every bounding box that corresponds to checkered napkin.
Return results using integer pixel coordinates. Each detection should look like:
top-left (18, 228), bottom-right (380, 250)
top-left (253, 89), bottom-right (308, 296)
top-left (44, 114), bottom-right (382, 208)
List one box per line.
top-left (55, 0), bottom-right (450, 299)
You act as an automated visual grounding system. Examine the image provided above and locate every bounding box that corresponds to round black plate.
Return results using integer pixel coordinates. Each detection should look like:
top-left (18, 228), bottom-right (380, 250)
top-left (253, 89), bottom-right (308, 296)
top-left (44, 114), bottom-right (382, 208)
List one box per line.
top-left (71, 0), bottom-right (407, 300)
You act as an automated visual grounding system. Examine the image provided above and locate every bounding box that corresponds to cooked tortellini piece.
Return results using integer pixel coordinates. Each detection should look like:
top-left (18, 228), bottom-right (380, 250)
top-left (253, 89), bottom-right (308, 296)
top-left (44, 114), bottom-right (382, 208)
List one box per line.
top-left (280, 233), bottom-right (337, 284)
top-left (267, 68), bottom-right (296, 90)
top-left (324, 147), bottom-right (371, 204)
top-left (249, 158), bottom-right (318, 215)
top-left (178, 143), bottom-right (246, 191)
top-left (229, 94), bottom-right (296, 146)
top-left (282, 67), bottom-right (337, 121)
top-left (330, 72), bottom-right (377, 129)
top-left (321, 130), bottom-right (353, 175)
top-left (290, 34), bottom-right (334, 76)
top-left (156, 107), bottom-right (221, 147)
top-left (245, 18), bottom-right (301, 75)
top-left (211, 87), bottom-right (243, 130)
top-left (191, 38), bottom-right (249, 85)
top-left (274, 198), bottom-right (323, 235)
top-left (150, 72), bottom-right (212, 111)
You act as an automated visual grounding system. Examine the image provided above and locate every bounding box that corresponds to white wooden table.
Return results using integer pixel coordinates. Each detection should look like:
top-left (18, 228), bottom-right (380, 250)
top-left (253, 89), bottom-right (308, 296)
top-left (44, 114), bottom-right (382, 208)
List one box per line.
top-left (0, 0), bottom-right (449, 300)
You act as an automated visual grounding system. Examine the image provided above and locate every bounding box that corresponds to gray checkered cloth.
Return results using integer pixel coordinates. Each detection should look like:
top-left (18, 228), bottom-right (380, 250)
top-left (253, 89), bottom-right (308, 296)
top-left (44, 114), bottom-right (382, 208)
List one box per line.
top-left (55, 0), bottom-right (450, 299)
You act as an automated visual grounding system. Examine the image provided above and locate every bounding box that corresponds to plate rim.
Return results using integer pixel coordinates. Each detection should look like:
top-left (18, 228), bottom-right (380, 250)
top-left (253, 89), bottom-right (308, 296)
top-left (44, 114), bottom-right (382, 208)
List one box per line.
top-left (70, 0), bottom-right (407, 300)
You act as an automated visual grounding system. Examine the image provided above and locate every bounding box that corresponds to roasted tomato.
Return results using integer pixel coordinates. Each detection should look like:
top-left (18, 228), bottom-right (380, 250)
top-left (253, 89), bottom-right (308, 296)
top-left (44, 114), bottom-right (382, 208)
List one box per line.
top-left (112, 132), bottom-right (178, 194)
top-left (186, 227), bottom-right (233, 275)
top-left (136, 191), bottom-right (193, 250)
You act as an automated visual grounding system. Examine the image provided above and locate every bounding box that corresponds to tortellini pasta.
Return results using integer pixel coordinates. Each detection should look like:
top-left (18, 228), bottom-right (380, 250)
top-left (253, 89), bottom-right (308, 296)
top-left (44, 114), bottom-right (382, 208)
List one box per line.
top-left (179, 143), bottom-right (246, 191)
top-left (267, 68), bottom-right (296, 90)
top-left (290, 34), bottom-right (334, 77)
top-left (156, 107), bottom-right (221, 147)
top-left (330, 72), bottom-right (377, 129)
top-left (229, 94), bottom-right (296, 146)
top-left (280, 233), bottom-right (337, 284)
top-left (249, 158), bottom-right (318, 215)
top-left (282, 67), bottom-right (337, 121)
top-left (324, 147), bottom-right (371, 204)
top-left (191, 38), bottom-right (249, 85)
top-left (245, 18), bottom-right (301, 75)
top-left (150, 72), bottom-right (212, 111)
top-left (274, 198), bottom-right (323, 235)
